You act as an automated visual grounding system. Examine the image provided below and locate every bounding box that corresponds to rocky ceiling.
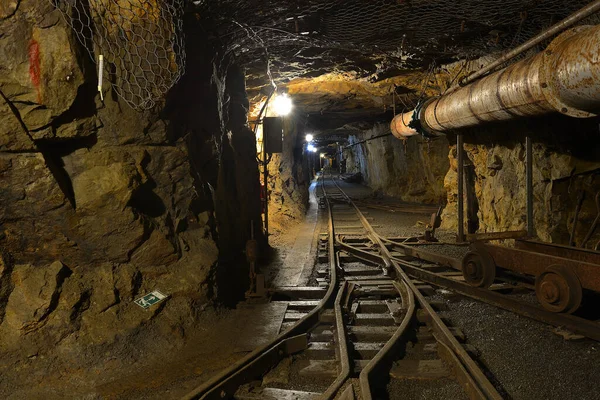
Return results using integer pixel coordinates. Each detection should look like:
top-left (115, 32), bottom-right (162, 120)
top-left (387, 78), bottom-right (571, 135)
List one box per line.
top-left (191, 0), bottom-right (596, 136)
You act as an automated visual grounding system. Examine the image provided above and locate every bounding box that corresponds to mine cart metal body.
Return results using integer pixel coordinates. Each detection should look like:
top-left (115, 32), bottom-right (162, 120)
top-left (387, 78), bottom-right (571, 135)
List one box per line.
top-left (461, 239), bottom-right (600, 313)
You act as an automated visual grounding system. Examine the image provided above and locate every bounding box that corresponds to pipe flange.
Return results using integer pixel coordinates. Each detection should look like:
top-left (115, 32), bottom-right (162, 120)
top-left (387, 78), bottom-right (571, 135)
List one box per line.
top-left (416, 97), bottom-right (442, 138)
top-left (540, 26), bottom-right (597, 118)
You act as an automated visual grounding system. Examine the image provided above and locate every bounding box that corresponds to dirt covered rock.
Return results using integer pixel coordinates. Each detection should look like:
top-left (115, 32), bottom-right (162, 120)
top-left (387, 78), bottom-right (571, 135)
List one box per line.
top-left (0, 0), bottom-right (260, 393)
top-left (345, 123), bottom-right (449, 204)
top-left (440, 118), bottom-right (600, 246)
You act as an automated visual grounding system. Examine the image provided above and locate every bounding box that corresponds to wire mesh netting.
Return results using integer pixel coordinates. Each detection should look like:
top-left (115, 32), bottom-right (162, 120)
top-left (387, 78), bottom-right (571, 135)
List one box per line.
top-left (50, 0), bottom-right (186, 110)
top-left (49, 1), bottom-right (598, 108)
top-left (196, 0), bottom-right (599, 79)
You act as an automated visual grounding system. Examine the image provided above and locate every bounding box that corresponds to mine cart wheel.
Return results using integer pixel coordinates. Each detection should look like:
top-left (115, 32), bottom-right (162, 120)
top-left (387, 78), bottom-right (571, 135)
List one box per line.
top-left (535, 265), bottom-right (582, 314)
top-left (461, 249), bottom-right (496, 288)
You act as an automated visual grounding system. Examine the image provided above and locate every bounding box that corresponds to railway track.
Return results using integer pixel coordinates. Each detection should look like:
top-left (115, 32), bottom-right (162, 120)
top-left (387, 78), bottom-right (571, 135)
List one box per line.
top-left (182, 172), bottom-right (502, 400)
top-left (339, 234), bottom-right (600, 341)
top-left (332, 190), bottom-right (600, 341)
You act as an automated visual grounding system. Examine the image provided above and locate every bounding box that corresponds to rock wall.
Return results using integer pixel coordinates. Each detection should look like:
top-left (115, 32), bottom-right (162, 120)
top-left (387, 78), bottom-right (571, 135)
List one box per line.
top-left (265, 115), bottom-right (310, 236)
top-left (0, 0), bottom-right (263, 383)
top-left (166, 17), bottom-right (265, 305)
top-left (247, 98), bottom-right (310, 239)
top-left (345, 123), bottom-right (449, 204)
top-left (441, 117), bottom-right (600, 246)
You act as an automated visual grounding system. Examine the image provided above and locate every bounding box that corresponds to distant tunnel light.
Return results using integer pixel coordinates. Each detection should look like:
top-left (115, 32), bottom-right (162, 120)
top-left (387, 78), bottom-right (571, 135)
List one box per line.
top-left (272, 93), bottom-right (293, 116)
top-left (305, 134), bottom-right (314, 142)
top-left (307, 144), bottom-right (317, 152)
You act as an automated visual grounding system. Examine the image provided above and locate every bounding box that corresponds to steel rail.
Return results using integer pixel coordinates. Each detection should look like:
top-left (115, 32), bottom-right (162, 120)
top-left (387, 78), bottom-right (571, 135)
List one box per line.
top-left (328, 174), bottom-right (501, 400)
top-left (320, 176), bottom-right (352, 400)
top-left (351, 199), bottom-right (440, 215)
top-left (181, 176), bottom-right (343, 400)
top-left (323, 172), bottom-right (417, 400)
top-left (358, 279), bottom-right (415, 400)
top-left (321, 270), bottom-right (352, 398)
top-left (380, 236), bottom-right (462, 270)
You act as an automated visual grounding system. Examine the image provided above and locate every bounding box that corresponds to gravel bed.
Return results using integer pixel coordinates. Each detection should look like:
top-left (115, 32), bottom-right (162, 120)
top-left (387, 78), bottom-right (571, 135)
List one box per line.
top-left (260, 355), bottom-right (335, 394)
top-left (388, 378), bottom-right (469, 400)
top-left (432, 292), bottom-right (600, 400)
top-left (364, 208), bottom-right (427, 238)
top-left (412, 243), bottom-right (470, 260)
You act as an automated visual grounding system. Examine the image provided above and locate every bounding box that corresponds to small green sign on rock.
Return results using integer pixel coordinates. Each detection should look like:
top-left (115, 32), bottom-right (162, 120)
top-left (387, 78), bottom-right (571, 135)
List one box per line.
top-left (134, 290), bottom-right (168, 309)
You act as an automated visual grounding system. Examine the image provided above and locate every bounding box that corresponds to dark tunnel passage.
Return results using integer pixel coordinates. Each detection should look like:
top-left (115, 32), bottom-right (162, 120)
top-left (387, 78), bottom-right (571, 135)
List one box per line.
top-left (1, 1), bottom-right (600, 399)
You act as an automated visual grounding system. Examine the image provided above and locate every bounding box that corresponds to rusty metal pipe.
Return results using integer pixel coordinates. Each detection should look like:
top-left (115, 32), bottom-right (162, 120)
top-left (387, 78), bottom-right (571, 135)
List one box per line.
top-left (459, 0), bottom-right (600, 87)
top-left (390, 25), bottom-right (600, 137)
top-left (389, 109), bottom-right (418, 138)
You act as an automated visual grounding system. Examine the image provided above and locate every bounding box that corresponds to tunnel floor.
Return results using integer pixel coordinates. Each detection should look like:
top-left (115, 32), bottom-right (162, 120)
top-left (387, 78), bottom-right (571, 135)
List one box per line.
top-left (3, 176), bottom-right (600, 400)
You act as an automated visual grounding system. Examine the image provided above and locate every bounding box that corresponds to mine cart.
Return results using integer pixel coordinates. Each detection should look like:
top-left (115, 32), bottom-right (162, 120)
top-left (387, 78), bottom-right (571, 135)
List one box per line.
top-left (462, 240), bottom-right (600, 313)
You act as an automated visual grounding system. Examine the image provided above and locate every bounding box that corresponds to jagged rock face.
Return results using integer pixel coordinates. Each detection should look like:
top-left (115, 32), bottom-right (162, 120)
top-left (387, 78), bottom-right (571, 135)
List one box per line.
top-left (284, 72), bottom-right (426, 114)
top-left (344, 124), bottom-right (448, 204)
top-left (0, 144), bottom-right (195, 266)
top-left (0, 0), bottom-right (261, 374)
top-left (0, 1), bottom-right (95, 150)
top-left (266, 116), bottom-right (310, 235)
top-left (247, 98), bottom-right (310, 238)
top-left (3, 261), bottom-right (70, 334)
top-left (441, 117), bottom-right (600, 246)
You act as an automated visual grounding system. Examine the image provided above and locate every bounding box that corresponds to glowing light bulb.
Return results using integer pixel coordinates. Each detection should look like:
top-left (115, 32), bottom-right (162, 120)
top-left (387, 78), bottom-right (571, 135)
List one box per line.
top-left (305, 134), bottom-right (314, 142)
top-left (307, 144), bottom-right (317, 152)
top-left (272, 93), bottom-right (293, 116)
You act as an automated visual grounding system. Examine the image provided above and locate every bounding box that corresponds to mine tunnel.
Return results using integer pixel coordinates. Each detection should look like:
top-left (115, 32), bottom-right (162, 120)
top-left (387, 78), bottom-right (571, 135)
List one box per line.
top-left (3, 0), bottom-right (600, 399)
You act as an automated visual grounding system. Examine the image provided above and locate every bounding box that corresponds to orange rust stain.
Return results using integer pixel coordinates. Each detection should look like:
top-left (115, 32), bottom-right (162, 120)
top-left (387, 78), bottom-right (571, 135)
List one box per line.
top-left (28, 39), bottom-right (41, 103)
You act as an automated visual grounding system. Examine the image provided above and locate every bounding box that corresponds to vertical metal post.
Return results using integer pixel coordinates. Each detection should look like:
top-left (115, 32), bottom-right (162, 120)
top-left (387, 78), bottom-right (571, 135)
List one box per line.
top-left (526, 136), bottom-right (534, 237)
top-left (263, 131), bottom-right (269, 245)
top-left (457, 134), bottom-right (465, 242)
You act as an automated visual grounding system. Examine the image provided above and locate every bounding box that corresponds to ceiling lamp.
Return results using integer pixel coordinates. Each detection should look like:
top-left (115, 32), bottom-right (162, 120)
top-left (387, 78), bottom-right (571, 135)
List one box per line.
top-left (272, 93), bottom-right (293, 116)
top-left (305, 134), bottom-right (314, 142)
